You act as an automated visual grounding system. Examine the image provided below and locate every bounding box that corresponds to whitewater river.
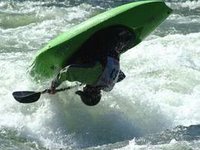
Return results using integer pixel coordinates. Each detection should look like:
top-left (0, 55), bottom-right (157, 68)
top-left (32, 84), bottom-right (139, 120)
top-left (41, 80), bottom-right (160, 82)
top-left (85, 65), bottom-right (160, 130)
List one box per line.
top-left (0, 0), bottom-right (200, 149)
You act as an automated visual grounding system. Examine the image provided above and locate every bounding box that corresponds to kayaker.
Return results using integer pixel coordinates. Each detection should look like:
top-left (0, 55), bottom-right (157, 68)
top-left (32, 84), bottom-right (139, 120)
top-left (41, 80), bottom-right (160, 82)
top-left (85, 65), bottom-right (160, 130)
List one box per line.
top-left (49, 26), bottom-right (135, 106)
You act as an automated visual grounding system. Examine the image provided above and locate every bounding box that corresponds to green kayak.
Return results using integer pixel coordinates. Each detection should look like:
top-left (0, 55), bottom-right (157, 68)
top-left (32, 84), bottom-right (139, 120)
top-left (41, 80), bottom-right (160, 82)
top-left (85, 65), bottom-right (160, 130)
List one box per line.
top-left (30, 0), bottom-right (172, 79)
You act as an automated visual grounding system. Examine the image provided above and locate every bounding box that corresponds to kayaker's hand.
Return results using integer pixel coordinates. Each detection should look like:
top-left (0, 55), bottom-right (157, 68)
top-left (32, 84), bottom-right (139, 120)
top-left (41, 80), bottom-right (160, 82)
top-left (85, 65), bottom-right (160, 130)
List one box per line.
top-left (49, 80), bottom-right (59, 94)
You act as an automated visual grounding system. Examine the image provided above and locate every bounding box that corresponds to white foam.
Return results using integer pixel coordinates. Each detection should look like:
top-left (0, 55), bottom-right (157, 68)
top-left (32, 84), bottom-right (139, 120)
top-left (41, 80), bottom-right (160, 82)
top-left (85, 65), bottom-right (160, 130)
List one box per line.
top-left (167, 0), bottom-right (200, 10)
top-left (115, 138), bottom-right (200, 150)
top-left (119, 32), bottom-right (200, 128)
top-left (181, 1), bottom-right (200, 9)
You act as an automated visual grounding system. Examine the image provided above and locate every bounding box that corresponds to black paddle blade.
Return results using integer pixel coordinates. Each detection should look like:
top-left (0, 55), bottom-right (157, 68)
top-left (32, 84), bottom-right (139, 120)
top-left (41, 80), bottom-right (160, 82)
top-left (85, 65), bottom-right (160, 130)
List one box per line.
top-left (12, 91), bottom-right (41, 103)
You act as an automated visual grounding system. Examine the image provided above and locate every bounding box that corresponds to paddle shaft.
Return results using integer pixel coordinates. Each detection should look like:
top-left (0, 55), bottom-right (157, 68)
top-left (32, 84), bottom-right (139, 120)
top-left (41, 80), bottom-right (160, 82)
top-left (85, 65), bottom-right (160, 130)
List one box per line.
top-left (41, 86), bottom-right (74, 94)
top-left (12, 84), bottom-right (82, 103)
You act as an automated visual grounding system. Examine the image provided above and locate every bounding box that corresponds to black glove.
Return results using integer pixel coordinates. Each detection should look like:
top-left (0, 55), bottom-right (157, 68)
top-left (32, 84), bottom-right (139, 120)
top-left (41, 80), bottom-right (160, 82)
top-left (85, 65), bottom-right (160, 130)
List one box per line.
top-left (117, 70), bottom-right (126, 82)
top-left (49, 79), bottom-right (60, 94)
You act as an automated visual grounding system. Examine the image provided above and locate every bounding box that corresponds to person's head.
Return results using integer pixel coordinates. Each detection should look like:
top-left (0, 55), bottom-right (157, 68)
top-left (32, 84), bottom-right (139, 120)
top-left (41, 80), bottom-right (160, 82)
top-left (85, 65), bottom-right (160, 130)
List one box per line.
top-left (75, 86), bottom-right (101, 106)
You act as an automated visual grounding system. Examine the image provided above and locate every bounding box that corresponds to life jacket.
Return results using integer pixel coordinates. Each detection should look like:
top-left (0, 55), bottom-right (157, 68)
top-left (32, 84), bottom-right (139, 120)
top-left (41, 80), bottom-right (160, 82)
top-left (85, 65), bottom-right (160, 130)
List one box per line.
top-left (96, 56), bottom-right (120, 91)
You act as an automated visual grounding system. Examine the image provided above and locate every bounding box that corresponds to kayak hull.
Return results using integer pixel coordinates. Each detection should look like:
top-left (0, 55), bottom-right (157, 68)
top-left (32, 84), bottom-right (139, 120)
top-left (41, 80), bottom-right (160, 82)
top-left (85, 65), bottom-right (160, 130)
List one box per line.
top-left (30, 0), bottom-right (172, 79)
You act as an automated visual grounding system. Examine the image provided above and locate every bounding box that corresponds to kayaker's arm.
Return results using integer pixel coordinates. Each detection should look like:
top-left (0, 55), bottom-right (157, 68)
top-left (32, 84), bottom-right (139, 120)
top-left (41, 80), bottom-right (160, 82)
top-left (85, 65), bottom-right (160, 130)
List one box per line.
top-left (50, 63), bottom-right (103, 93)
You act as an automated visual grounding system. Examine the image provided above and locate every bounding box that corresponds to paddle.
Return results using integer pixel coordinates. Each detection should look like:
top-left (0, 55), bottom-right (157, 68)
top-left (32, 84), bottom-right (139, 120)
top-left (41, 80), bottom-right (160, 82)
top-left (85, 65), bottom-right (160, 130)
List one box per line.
top-left (12, 85), bottom-right (79, 103)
